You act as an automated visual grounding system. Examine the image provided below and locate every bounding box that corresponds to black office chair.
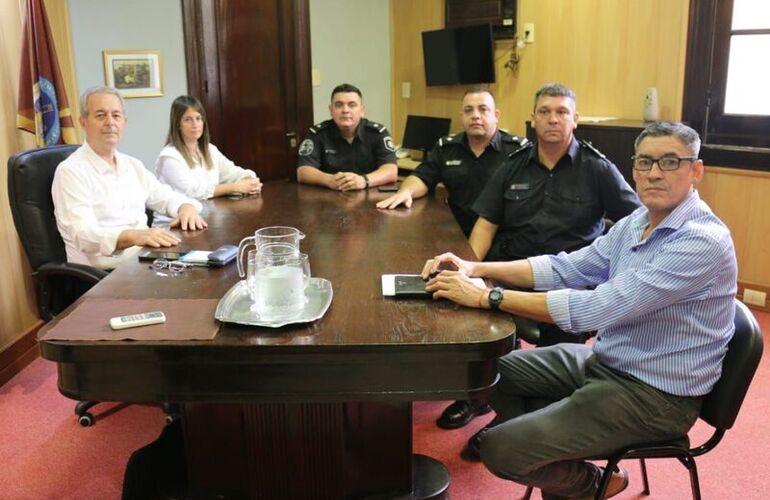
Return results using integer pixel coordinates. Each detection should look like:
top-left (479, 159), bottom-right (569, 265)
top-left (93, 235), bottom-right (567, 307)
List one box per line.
top-left (8, 145), bottom-right (109, 426)
top-left (521, 299), bottom-right (764, 500)
top-left (7, 144), bottom-right (108, 322)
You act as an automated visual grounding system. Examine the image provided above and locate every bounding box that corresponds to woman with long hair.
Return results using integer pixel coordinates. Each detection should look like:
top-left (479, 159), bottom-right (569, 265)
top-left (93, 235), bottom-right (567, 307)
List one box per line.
top-left (156, 95), bottom-right (261, 199)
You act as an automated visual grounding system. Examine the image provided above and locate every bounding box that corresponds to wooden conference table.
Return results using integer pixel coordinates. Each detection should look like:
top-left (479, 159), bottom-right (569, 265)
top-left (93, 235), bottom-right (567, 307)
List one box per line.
top-left (39, 181), bottom-right (515, 499)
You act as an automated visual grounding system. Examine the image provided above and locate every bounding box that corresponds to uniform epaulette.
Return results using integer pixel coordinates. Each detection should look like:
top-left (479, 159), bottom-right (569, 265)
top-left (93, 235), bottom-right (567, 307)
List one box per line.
top-left (308, 120), bottom-right (331, 134)
top-left (437, 135), bottom-right (456, 147)
top-left (508, 141), bottom-right (533, 158)
top-left (580, 139), bottom-right (608, 160)
top-left (502, 134), bottom-right (529, 147)
top-left (365, 121), bottom-right (387, 133)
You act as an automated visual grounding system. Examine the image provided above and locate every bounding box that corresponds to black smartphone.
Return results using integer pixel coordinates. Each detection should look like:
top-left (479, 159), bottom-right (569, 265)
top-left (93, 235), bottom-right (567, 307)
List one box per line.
top-left (138, 250), bottom-right (187, 262)
top-left (378, 183), bottom-right (400, 192)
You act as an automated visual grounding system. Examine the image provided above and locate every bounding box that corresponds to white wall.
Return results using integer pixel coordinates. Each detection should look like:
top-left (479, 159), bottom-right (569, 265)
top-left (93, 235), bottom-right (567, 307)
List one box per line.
top-left (67, 0), bottom-right (187, 170)
top-left (309, 0), bottom-right (392, 130)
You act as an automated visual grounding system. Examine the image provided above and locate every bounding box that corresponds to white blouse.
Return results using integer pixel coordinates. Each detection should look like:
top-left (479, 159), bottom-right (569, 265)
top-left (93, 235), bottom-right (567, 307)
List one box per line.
top-left (155, 143), bottom-right (256, 200)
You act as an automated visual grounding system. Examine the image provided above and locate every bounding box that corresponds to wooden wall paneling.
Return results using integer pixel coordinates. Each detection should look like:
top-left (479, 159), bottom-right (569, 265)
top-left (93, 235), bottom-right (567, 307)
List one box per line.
top-left (390, 0), bottom-right (689, 144)
top-left (699, 167), bottom-right (770, 287)
top-left (1, 0), bottom-right (42, 351)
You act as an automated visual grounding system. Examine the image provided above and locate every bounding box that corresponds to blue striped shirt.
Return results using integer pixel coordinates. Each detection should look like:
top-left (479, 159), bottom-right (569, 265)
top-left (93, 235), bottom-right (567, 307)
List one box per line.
top-left (530, 190), bottom-right (737, 396)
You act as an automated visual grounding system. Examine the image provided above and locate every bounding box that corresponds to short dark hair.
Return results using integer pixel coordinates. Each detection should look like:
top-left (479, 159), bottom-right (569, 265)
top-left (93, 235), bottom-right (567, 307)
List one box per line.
top-left (634, 121), bottom-right (702, 156)
top-left (331, 83), bottom-right (362, 101)
top-left (463, 86), bottom-right (494, 101)
top-left (533, 83), bottom-right (576, 110)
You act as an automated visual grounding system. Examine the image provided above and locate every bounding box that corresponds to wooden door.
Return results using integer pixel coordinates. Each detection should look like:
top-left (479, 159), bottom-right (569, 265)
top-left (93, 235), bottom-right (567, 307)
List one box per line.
top-left (182, 0), bottom-right (313, 181)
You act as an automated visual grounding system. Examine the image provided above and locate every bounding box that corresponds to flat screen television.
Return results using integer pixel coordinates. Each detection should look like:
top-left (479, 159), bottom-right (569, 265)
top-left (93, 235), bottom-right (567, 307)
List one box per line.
top-left (422, 24), bottom-right (495, 86)
top-left (401, 115), bottom-right (452, 153)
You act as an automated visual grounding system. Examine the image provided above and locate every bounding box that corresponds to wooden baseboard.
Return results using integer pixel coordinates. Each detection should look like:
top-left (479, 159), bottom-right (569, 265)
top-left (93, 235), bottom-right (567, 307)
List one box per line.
top-left (0, 320), bottom-right (43, 387)
top-left (737, 281), bottom-right (770, 314)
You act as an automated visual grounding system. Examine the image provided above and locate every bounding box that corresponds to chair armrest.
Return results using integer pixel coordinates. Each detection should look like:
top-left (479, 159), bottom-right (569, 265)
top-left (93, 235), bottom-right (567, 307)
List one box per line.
top-left (37, 261), bottom-right (109, 285)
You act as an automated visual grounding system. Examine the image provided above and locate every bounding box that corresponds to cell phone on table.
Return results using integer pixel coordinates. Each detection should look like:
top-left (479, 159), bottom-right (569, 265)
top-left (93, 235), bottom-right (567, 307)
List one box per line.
top-left (138, 250), bottom-right (187, 262)
top-left (378, 183), bottom-right (400, 192)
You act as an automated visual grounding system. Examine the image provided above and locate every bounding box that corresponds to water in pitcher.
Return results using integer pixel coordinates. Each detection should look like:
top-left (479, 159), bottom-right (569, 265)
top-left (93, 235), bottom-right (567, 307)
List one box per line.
top-left (249, 265), bottom-right (306, 320)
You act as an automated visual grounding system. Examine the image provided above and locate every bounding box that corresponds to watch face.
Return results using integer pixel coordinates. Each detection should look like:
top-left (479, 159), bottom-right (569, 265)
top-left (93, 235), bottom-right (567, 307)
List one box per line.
top-left (489, 288), bottom-right (504, 307)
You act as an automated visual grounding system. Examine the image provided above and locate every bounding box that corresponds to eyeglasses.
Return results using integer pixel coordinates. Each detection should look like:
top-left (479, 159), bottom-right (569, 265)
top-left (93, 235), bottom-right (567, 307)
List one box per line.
top-left (149, 258), bottom-right (187, 275)
top-left (631, 155), bottom-right (698, 172)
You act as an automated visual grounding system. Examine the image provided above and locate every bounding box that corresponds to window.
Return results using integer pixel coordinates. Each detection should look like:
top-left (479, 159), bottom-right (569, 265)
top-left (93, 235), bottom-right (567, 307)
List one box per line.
top-left (683, 0), bottom-right (770, 168)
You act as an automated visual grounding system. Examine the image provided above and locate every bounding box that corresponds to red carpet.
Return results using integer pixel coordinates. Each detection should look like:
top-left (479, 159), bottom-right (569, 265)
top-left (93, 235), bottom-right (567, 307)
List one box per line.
top-left (2, 311), bottom-right (770, 499)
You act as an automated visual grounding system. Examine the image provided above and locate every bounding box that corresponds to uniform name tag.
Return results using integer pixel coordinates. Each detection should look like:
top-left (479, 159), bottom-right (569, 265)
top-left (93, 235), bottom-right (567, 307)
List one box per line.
top-left (445, 160), bottom-right (462, 166)
top-left (510, 183), bottom-right (530, 190)
top-left (325, 149), bottom-right (336, 154)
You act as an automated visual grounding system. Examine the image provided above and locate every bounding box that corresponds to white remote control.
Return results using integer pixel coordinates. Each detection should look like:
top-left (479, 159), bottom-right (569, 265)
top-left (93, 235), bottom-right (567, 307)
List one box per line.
top-left (109, 311), bottom-right (166, 330)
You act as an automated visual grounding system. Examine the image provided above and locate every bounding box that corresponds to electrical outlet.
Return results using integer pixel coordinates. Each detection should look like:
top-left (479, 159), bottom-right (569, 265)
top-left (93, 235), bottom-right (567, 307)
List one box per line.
top-left (523, 23), bottom-right (535, 43)
top-left (743, 288), bottom-right (767, 307)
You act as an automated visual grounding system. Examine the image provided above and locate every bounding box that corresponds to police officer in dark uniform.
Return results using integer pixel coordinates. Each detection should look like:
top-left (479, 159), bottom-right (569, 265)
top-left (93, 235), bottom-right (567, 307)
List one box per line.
top-left (297, 83), bottom-right (398, 191)
top-left (377, 87), bottom-right (526, 237)
top-left (473, 139), bottom-right (639, 262)
top-left (379, 87), bottom-right (526, 430)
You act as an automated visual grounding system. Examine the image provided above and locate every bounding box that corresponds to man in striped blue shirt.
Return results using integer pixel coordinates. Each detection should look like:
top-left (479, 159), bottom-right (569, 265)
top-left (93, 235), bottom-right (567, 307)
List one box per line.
top-left (422, 122), bottom-right (737, 499)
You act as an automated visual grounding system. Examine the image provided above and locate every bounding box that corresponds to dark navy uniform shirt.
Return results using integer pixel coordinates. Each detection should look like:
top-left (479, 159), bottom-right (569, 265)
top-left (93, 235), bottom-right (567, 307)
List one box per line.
top-left (473, 137), bottom-right (641, 261)
top-left (296, 118), bottom-right (396, 175)
top-left (412, 130), bottom-right (527, 236)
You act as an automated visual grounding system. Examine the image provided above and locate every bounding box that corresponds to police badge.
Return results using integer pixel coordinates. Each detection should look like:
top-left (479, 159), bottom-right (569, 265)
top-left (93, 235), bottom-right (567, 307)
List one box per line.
top-left (298, 139), bottom-right (314, 156)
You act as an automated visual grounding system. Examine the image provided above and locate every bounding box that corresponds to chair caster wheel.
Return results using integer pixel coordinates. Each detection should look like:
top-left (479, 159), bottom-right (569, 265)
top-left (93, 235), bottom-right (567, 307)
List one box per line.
top-left (78, 413), bottom-right (94, 427)
top-left (164, 414), bottom-right (178, 425)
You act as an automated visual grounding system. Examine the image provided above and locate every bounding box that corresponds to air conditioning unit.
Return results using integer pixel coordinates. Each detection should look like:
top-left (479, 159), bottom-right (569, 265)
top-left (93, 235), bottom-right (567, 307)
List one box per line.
top-left (445, 0), bottom-right (516, 40)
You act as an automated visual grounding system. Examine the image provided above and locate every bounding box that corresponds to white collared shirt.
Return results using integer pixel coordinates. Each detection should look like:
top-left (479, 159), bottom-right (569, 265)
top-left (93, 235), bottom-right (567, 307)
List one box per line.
top-left (51, 141), bottom-right (202, 269)
top-left (155, 143), bottom-right (256, 200)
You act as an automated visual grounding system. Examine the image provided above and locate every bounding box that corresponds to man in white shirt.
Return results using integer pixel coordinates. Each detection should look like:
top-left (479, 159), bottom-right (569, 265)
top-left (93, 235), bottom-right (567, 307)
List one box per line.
top-left (52, 86), bottom-right (207, 269)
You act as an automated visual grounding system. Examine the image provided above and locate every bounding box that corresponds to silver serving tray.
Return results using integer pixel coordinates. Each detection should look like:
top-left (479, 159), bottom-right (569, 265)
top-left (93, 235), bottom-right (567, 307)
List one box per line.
top-left (215, 277), bottom-right (333, 328)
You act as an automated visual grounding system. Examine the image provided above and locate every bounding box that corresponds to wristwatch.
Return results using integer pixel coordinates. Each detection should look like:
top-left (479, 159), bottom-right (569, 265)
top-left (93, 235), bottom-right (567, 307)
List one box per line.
top-left (363, 174), bottom-right (370, 189)
top-left (488, 286), bottom-right (505, 310)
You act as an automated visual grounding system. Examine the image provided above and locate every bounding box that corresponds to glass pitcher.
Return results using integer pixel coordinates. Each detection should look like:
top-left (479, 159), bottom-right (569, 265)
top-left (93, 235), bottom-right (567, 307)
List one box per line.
top-left (237, 226), bottom-right (305, 277)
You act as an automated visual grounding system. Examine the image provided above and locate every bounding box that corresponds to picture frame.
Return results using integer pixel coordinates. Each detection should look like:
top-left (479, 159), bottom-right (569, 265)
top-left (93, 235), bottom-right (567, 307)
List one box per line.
top-left (102, 50), bottom-right (163, 98)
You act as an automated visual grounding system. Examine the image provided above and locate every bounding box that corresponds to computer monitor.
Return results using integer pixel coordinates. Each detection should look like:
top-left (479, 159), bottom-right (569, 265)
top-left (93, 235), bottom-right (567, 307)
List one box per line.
top-left (401, 115), bottom-right (452, 153)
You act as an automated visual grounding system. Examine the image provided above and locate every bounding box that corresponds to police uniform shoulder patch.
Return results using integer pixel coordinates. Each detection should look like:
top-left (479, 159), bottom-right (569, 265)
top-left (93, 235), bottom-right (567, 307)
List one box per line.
top-left (298, 138), bottom-right (314, 156)
top-left (437, 135), bottom-right (454, 148)
top-left (383, 136), bottom-right (396, 152)
top-left (508, 141), bottom-right (533, 158)
top-left (580, 140), bottom-right (608, 160)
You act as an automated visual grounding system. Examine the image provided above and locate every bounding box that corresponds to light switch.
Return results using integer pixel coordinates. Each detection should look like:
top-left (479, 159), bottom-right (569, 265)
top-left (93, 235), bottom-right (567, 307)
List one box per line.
top-left (312, 69), bottom-right (321, 87)
top-left (401, 82), bottom-right (411, 98)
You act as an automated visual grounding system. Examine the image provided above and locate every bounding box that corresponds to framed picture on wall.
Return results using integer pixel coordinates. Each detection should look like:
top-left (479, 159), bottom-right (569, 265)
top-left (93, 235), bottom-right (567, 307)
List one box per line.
top-left (102, 50), bottom-right (163, 98)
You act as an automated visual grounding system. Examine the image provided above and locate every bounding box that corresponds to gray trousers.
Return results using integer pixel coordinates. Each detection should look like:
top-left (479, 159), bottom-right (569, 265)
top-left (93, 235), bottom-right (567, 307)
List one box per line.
top-left (479, 344), bottom-right (702, 499)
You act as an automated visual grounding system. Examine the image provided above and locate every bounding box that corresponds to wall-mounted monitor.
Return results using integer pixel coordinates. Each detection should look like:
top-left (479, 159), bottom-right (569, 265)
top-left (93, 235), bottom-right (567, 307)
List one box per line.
top-left (401, 115), bottom-right (452, 153)
top-left (422, 24), bottom-right (496, 87)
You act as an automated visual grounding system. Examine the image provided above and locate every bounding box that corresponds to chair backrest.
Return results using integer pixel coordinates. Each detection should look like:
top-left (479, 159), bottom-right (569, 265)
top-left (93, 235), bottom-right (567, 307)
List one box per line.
top-left (700, 299), bottom-right (764, 429)
top-left (7, 144), bottom-right (79, 270)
